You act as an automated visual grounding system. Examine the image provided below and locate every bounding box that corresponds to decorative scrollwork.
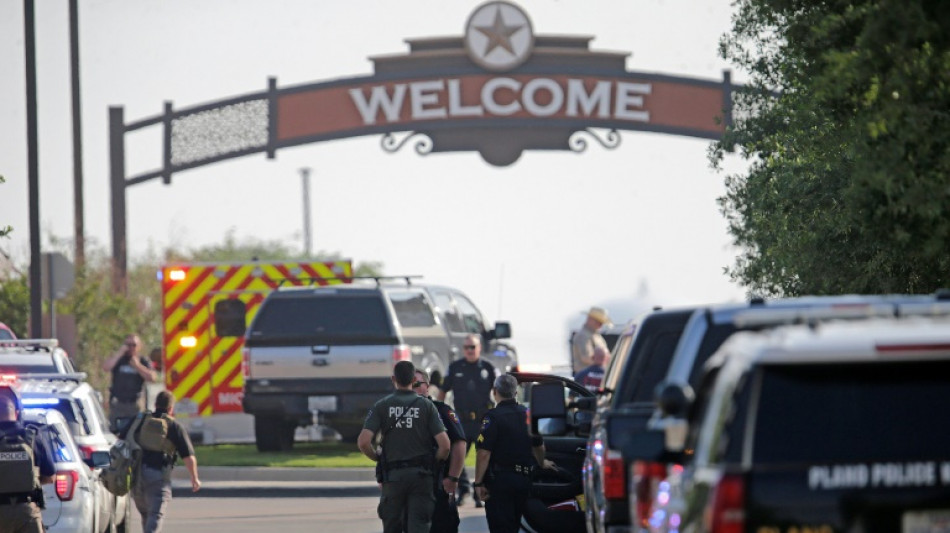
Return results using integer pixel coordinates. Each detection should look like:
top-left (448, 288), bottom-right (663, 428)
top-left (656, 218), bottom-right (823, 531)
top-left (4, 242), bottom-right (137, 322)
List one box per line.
top-left (568, 128), bottom-right (622, 153)
top-left (381, 132), bottom-right (433, 155)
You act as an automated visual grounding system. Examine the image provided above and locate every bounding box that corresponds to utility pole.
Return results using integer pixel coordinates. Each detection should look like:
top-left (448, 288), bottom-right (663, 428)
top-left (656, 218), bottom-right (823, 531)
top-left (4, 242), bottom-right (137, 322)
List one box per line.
top-left (24, 0), bottom-right (42, 337)
top-left (300, 168), bottom-right (312, 257)
top-left (69, 0), bottom-right (86, 268)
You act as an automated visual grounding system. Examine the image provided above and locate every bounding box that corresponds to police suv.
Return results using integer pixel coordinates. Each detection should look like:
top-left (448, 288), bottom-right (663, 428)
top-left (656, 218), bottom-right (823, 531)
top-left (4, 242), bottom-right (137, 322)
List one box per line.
top-left (626, 315), bottom-right (950, 533)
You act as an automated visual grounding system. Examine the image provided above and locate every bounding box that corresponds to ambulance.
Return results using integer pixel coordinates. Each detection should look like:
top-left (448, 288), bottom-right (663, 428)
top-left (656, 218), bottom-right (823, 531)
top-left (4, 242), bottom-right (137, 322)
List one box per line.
top-left (159, 260), bottom-right (352, 442)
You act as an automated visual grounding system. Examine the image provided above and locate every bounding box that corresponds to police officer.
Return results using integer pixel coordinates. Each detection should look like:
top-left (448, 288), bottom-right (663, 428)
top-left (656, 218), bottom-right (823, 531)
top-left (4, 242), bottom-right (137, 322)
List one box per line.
top-left (359, 361), bottom-right (450, 533)
top-left (0, 385), bottom-right (55, 533)
top-left (103, 333), bottom-right (156, 432)
top-left (437, 334), bottom-right (497, 506)
top-left (120, 390), bottom-right (201, 533)
top-left (473, 374), bottom-right (548, 533)
top-left (413, 369), bottom-right (466, 533)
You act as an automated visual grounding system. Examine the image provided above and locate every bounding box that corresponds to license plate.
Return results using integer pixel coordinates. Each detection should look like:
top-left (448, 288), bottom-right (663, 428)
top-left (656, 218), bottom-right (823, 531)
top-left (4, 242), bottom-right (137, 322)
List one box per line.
top-left (307, 395), bottom-right (337, 412)
top-left (903, 510), bottom-right (950, 533)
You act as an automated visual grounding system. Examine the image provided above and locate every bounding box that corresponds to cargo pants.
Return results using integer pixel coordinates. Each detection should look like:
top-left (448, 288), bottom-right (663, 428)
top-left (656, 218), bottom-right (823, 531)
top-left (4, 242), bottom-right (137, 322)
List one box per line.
top-left (132, 465), bottom-right (172, 533)
top-left (378, 467), bottom-right (435, 533)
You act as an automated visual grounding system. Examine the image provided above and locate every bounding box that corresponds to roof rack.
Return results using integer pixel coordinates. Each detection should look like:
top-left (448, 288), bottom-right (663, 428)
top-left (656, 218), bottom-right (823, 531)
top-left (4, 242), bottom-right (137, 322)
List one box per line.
top-left (15, 372), bottom-right (87, 383)
top-left (275, 276), bottom-right (356, 287)
top-left (0, 339), bottom-right (60, 350)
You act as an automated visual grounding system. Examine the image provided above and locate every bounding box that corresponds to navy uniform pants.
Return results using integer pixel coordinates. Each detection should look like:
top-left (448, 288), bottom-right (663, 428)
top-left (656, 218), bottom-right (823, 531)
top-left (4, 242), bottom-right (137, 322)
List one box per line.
top-left (484, 470), bottom-right (531, 533)
top-left (430, 485), bottom-right (460, 533)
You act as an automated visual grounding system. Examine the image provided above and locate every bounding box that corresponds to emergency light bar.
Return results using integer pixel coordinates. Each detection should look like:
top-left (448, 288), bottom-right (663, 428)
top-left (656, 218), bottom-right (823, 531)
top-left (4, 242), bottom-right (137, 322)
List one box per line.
top-left (22, 397), bottom-right (60, 407)
top-left (0, 339), bottom-right (60, 350)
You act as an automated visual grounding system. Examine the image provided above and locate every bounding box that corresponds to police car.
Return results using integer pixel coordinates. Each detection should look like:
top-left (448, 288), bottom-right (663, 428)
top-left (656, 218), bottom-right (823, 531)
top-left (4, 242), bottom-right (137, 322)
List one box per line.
top-left (626, 316), bottom-right (950, 533)
top-left (0, 339), bottom-right (75, 374)
top-left (16, 374), bottom-right (133, 532)
top-left (18, 407), bottom-right (114, 533)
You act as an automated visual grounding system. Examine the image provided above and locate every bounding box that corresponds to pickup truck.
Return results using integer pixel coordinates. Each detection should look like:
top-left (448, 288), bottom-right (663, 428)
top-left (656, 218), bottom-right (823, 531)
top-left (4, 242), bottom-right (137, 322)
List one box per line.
top-left (242, 279), bottom-right (513, 451)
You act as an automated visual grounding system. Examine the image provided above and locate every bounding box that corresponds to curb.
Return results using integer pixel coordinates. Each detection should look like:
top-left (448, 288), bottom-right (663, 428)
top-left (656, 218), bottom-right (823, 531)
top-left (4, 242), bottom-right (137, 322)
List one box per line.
top-left (173, 466), bottom-right (377, 483)
top-left (170, 466), bottom-right (380, 498)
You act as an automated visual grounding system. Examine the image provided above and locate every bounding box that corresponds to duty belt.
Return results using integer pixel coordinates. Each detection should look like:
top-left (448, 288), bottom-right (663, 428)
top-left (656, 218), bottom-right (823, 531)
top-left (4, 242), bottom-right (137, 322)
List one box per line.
top-left (493, 464), bottom-right (534, 476)
top-left (0, 494), bottom-right (34, 506)
top-left (384, 455), bottom-right (432, 472)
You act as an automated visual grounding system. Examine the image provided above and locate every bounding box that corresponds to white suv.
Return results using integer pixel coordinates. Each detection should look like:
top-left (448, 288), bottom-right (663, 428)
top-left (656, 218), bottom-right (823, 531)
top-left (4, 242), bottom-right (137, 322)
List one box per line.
top-left (18, 375), bottom-right (133, 533)
top-left (20, 407), bottom-right (113, 533)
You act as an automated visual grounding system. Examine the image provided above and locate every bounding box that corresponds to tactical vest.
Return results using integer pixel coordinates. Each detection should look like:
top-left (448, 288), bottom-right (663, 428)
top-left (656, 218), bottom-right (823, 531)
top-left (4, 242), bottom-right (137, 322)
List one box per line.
top-left (111, 355), bottom-right (145, 402)
top-left (0, 427), bottom-right (41, 495)
top-left (137, 413), bottom-right (177, 457)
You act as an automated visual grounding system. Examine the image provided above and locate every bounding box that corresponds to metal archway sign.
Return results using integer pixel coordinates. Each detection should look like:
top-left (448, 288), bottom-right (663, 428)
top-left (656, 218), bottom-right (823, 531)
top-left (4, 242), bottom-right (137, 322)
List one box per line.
top-left (109, 1), bottom-right (736, 290)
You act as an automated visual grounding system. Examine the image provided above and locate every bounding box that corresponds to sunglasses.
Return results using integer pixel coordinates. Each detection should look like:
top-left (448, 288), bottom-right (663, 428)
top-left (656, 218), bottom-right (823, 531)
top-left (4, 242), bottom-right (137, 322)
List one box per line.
top-left (412, 381), bottom-right (429, 387)
top-left (463, 345), bottom-right (478, 349)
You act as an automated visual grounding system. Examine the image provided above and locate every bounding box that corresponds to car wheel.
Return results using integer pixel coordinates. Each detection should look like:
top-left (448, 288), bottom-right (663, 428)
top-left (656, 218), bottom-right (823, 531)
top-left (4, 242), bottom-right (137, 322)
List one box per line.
top-left (254, 417), bottom-right (295, 452)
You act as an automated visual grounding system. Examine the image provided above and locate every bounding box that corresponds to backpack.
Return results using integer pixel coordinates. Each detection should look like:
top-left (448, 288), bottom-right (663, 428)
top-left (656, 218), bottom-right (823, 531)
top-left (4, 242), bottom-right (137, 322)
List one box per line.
top-left (137, 413), bottom-right (175, 456)
top-left (0, 426), bottom-right (39, 495)
top-left (100, 413), bottom-right (145, 497)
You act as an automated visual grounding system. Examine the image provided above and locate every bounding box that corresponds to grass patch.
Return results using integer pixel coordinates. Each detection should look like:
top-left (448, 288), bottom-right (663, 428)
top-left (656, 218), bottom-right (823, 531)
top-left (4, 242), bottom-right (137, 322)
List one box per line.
top-left (195, 442), bottom-right (478, 468)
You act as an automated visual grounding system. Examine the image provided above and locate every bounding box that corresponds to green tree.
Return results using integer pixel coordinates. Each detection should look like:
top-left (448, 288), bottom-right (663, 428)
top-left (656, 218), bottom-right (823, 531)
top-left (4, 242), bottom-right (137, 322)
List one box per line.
top-left (714, 0), bottom-right (950, 296)
top-left (0, 272), bottom-right (28, 335)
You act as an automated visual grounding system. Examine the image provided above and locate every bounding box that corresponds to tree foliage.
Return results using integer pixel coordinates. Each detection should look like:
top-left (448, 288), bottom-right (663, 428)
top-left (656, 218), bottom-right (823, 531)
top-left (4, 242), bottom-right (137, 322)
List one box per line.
top-left (714, 0), bottom-right (950, 296)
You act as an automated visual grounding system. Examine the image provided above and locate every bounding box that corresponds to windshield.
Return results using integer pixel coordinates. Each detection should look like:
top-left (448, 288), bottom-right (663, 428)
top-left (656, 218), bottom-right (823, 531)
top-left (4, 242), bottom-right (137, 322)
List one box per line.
top-left (249, 293), bottom-right (395, 344)
top-left (752, 360), bottom-right (950, 463)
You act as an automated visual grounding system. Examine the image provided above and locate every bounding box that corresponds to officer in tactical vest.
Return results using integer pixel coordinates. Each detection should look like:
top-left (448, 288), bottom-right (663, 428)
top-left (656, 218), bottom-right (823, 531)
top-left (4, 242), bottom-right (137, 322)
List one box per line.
top-left (413, 369), bottom-right (467, 533)
top-left (103, 334), bottom-right (156, 432)
top-left (119, 390), bottom-right (201, 533)
top-left (437, 334), bottom-right (497, 506)
top-left (473, 374), bottom-right (550, 533)
top-left (358, 361), bottom-right (450, 533)
top-left (0, 385), bottom-right (55, 533)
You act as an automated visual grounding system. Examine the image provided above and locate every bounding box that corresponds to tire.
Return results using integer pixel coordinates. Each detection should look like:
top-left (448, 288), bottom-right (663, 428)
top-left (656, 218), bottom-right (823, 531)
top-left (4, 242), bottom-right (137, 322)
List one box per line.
top-left (254, 417), bottom-right (295, 452)
top-left (335, 424), bottom-right (363, 443)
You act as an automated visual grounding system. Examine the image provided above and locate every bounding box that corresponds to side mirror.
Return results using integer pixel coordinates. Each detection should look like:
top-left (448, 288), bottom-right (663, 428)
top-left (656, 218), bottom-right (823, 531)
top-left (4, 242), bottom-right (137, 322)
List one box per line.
top-left (492, 322), bottom-right (512, 340)
top-left (90, 450), bottom-right (111, 469)
top-left (530, 381), bottom-right (566, 434)
top-left (574, 410), bottom-right (593, 437)
top-left (656, 382), bottom-right (694, 418)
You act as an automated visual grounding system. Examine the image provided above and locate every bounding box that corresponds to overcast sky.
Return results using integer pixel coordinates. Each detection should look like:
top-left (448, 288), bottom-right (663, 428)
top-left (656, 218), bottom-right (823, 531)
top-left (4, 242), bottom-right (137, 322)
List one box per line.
top-left (0, 0), bottom-right (748, 368)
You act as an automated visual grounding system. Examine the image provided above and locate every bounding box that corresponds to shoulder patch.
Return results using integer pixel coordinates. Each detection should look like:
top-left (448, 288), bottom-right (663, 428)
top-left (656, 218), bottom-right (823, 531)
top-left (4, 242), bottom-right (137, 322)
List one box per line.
top-left (480, 415), bottom-right (491, 431)
top-left (448, 410), bottom-right (460, 425)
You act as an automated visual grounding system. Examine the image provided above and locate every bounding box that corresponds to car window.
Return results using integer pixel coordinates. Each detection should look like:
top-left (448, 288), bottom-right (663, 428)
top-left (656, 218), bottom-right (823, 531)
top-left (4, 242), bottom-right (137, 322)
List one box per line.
top-left (47, 422), bottom-right (75, 463)
top-left (0, 329), bottom-right (14, 340)
top-left (752, 361), bottom-right (950, 464)
top-left (432, 291), bottom-right (465, 333)
top-left (388, 290), bottom-right (437, 328)
top-left (250, 293), bottom-right (393, 342)
top-left (42, 398), bottom-right (89, 436)
top-left (89, 395), bottom-right (111, 436)
top-left (454, 294), bottom-right (483, 334)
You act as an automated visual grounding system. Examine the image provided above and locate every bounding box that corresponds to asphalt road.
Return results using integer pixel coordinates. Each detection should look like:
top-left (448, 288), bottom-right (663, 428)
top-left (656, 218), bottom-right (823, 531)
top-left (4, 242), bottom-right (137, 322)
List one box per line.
top-left (137, 493), bottom-right (492, 533)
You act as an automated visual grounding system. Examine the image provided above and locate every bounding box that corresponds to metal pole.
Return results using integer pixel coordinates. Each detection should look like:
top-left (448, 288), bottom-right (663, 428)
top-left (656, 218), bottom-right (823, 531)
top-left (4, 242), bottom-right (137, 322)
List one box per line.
top-left (69, 0), bottom-right (85, 268)
top-left (109, 106), bottom-right (127, 293)
top-left (25, 0), bottom-right (42, 337)
top-left (300, 168), bottom-right (312, 257)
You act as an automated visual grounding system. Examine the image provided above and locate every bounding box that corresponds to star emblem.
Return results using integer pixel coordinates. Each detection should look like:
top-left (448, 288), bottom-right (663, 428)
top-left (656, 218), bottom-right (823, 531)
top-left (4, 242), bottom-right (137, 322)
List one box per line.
top-left (475, 8), bottom-right (524, 58)
top-left (464, 1), bottom-right (535, 72)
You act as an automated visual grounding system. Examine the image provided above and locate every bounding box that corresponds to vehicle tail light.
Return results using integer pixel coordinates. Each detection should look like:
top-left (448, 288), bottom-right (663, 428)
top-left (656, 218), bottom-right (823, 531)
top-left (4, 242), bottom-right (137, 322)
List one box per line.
top-left (77, 444), bottom-right (96, 461)
top-left (392, 345), bottom-right (411, 363)
top-left (631, 460), bottom-right (667, 527)
top-left (242, 347), bottom-right (250, 380)
top-left (705, 473), bottom-right (744, 533)
top-left (603, 449), bottom-right (627, 500)
top-left (55, 470), bottom-right (79, 501)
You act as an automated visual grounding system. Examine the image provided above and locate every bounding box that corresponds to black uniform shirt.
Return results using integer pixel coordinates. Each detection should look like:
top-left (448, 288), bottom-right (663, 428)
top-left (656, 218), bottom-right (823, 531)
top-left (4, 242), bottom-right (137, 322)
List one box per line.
top-left (442, 358), bottom-right (497, 420)
top-left (432, 398), bottom-right (465, 477)
top-left (110, 354), bottom-right (152, 402)
top-left (475, 399), bottom-right (539, 468)
top-left (0, 421), bottom-right (56, 484)
top-left (118, 412), bottom-right (194, 469)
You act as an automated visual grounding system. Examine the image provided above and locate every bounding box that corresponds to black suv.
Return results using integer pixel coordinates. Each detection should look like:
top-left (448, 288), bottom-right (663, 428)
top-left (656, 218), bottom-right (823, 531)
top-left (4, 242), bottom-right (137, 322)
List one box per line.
top-left (583, 307), bottom-right (696, 533)
top-left (637, 316), bottom-right (950, 533)
top-left (242, 278), bottom-right (513, 450)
